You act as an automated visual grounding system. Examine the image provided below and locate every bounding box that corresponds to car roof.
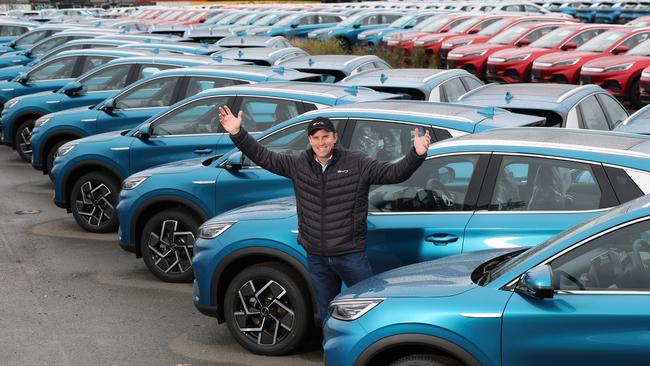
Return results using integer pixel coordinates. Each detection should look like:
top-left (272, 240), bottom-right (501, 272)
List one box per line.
top-left (339, 68), bottom-right (474, 91)
top-left (216, 35), bottom-right (287, 47)
top-left (195, 81), bottom-right (395, 104)
top-left (54, 48), bottom-right (155, 59)
top-left (151, 64), bottom-right (318, 80)
top-left (119, 42), bottom-right (222, 53)
top-left (93, 53), bottom-right (216, 65)
top-left (458, 83), bottom-right (603, 110)
top-left (215, 46), bottom-right (306, 59)
top-left (278, 54), bottom-right (384, 70)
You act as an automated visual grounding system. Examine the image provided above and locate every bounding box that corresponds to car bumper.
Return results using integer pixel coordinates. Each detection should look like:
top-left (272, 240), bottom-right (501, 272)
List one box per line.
top-left (323, 316), bottom-right (370, 366)
top-left (579, 72), bottom-right (628, 97)
top-left (447, 56), bottom-right (486, 78)
top-left (486, 61), bottom-right (528, 83)
top-left (531, 65), bottom-right (579, 84)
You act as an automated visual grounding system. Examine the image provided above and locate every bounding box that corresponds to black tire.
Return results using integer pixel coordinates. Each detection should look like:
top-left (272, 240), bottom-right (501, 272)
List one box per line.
top-left (140, 208), bottom-right (199, 283)
top-left (224, 262), bottom-right (311, 356)
top-left (337, 37), bottom-right (351, 52)
top-left (390, 354), bottom-right (463, 366)
top-left (45, 139), bottom-right (69, 175)
top-left (15, 119), bottom-right (35, 162)
top-left (70, 172), bottom-right (120, 233)
top-left (629, 77), bottom-right (641, 109)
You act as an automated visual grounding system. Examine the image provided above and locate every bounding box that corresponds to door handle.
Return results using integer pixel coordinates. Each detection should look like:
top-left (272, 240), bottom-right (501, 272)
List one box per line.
top-left (425, 233), bottom-right (459, 246)
top-left (193, 148), bottom-right (213, 155)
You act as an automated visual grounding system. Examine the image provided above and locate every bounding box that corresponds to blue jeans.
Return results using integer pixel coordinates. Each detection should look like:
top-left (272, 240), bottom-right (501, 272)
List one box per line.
top-left (307, 251), bottom-right (374, 323)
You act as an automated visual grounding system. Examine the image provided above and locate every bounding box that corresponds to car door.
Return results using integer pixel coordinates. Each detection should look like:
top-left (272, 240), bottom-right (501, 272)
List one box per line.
top-left (94, 75), bottom-right (183, 134)
top-left (22, 55), bottom-right (84, 94)
top-left (345, 119), bottom-right (488, 273)
top-left (463, 154), bottom-right (619, 254)
top-left (502, 218), bottom-right (650, 366)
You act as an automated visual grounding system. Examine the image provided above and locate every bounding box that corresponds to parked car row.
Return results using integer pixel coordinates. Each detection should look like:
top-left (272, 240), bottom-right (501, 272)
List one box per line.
top-left (0, 4), bottom-right (648, 366)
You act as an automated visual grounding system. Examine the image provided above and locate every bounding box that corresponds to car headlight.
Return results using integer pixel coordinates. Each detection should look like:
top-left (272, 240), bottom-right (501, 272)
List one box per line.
top-left (581, 66), bottom-right (604, 73)
top-left (506, 54), bottom-right (530, 62)
top-left (34, 116), bottom-right (51, 128)
top-left (488, 56), bottom-right (505, 63)
top-left (4, 98), bottom-right (18, 110)
top-left (442, 42), bottom-right (454, 47)
top-left (198, 221), bottom-right (236, 239)
top-left (328, 298), bottom-right (384, 321)
top-left (552, 57), bottom-right (580, 67)
top-left (308, 32), bottom-right (316, 38)
top-left (450, 50), bottom-right (486, 58)
top-left (358, 33), bottom-right (367, 39)
top-left (604, 63), bottom-right (633, 72)
top-left (643, 70), bottom-right (650, 78)
top-left (122, 175), bottom-right (150, 190)
top-left (56, 143), bottom-right (77, 157)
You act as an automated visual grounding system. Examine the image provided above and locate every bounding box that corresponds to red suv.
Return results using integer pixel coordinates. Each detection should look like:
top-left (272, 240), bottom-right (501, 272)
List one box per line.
top-left (447, 22), bottom-right (569, 78)
top-left (438, 15), bottom-right (579, 66)
top-left (639, 66), bottom-right (650, 101)
top-left (487, 24), bottom-right (613, 83)
top-left (532, 27), bottom-right (650, 84)
top-left (385, 13), bottom-right (477, 53)
top-left (580, 38), bottom-right (650, 107)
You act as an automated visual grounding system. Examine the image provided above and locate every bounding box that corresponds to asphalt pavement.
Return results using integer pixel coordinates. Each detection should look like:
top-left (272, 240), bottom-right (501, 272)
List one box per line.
top-left (0, 145), bottom-right (323, 366)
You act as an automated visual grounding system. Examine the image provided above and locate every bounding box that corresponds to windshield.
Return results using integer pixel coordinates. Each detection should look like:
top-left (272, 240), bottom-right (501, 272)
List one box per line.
top-left (450, 17), bottom-right (481, 33)
top-left (235, 13), bottom-right (259, 25)
top-left (479, 18), bottom-right (511, 36)
top-left (254, 13), bottom-right (280, 25)
top-left (390, 14), bottom-right (415, 28)
top-left (488, 25), bottom-right (529, 45)
top-left (31, 36), bottom-right (68, 56)
top-left (216, 13), bottom-right (247, 26)
top-left (339, 13), bottom-right (365, 27)
top-left (577, 30), bottom-right (626, 52)
top-left (274, 13), bottom-right (302, 26)
top-left (189, 12), bottom-right (207, 22)
top-left (421, 16), bottom-right (453, 32)
top-left (176, 11), bottom-right (195, 21)
top-left (531, 27), bottom-right (575, 48)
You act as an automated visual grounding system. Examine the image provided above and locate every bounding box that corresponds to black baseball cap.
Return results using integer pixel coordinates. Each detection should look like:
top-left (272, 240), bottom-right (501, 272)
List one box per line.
top-left (307, 117), bottom-right (336, 135)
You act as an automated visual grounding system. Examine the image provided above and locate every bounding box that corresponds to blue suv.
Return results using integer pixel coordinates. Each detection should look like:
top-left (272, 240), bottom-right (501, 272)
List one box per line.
top-left (115, 101), bottom-right (543, 283)
top-left (28, 55), bottom-right (222, 173)
top-left (191, 127), bottom-right (650, 355)
top-left (307, 11), bottom-right (404, 50)
top-left (0, 25), bottom-right (74, 55)
top-left (324, 178), bottom-right (650, 366)
top-left (246, 12), bottom-right (345, 38)
top-left (0, 49), bottom-right (173, 161)
top-left (32, 63), bottom-right (312, 173)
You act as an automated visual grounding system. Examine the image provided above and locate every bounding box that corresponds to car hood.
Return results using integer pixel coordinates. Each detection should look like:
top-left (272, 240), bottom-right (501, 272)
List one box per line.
top-left (535, 50), bottom-right (598, 63)
top-left (452, 43), bottom-right (504, 55)
top-left (360, 28), bottom-right (386, 37)
top-left (584, 55), bottom-right (648, 67)
top-left (491, 47), bottom-right (549, 58)
top-left (139, 156), bottom-right (207, 175)
top-left (75, 129), bottom-right (127, 144)
top-left (336, 249), bottom-right (517, 299)
top-left (414, 32), bottom-right (458, 42)
top-left (311, 26), bottom-right (339, 36)
top-left (443, 34), bottom-right (486, 45)
top-left (46, 105), bottom-right (98, 120)
top-left (209, 196), bottom-right (297, 222)
top-left (249, 25), bottom-right (274, 34)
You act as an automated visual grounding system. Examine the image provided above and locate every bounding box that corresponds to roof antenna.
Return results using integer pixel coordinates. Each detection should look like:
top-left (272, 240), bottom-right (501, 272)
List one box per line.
top-left (274, 66), bottom-right (285, 75)
top-left (238, 49), bottom-right (244, 58)
top-left (379, 73), bottom-right (388, 84)
top-left (477, 106), bottom-right (495, 119)
top-left (505, 91), bottom-right (513, 104)
top-left (344, 85), bottom-right (358, 96)
top-left (214, 55), bottom-right (223, 62)
top-left (308, 58), bottom-right (315, 66)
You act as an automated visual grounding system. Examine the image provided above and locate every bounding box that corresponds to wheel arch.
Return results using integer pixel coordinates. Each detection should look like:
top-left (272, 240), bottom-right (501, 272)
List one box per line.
top-left (10, 111), bottom-right (43, 148)
top-left (40, 131), bottom-right (83, 172)
top-left (131, 196), bottom-right (208, 258)
top-left (211, 247), bottom-right (317, 324)
top-left (62, 160), bottom-right (123, 212)
top-left (356, 334), bottom-right (482, 366)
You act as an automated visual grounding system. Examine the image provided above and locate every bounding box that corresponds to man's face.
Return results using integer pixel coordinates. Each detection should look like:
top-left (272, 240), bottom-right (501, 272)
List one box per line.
top-left (308, 129), bottom-right (337, 160)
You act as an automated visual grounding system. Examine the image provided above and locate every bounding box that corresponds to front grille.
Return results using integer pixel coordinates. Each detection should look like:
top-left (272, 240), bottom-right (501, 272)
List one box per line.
top-left (580, 76), bottom-right (592, 85)
top-left (487, 65), bottom-right (496, 74)
top-left (447, 60), bottom-right (455, 69)
top-left (533, 69), bottom-right (542, 79)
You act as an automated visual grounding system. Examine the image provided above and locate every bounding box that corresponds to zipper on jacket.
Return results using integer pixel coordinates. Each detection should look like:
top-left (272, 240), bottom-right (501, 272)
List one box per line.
top-left (320, 166), bottom-right (327, 255)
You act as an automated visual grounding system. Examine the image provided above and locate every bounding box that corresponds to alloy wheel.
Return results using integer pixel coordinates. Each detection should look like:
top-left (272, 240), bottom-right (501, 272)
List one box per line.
top-left (145, 219), bottom-right (194, 276)
top-left (74, 181), bottom-right (114, 227)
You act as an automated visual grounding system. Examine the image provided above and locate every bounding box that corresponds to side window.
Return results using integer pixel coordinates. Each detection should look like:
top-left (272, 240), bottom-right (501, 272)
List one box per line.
top-left (238, 97), bottom-right (302, 132)
top-left (115, 77), bottom-right (179, 109)
top-left (258, 119), bottom-right (342, 158)
top-left (349, 120), bottom-right (419, 162)
top-left (620, 32), bottom-right (650, 48)
top-left (298, 15), bottom-right (315, 25)
top-left (29, 56), bottom-right (78, 81)
top-left (489, 156), bottom-right (602, 211)
top-left (597, 94), bottom-right (627, 128)
top-left (525, 27), bottom-right (558, 43)
top-left (524, 4), bottom-right (543, 12)
top-left (80, 64), bottom-right (132, 92)
top-left (474, 18), bottom-right (501, 31)
top-left (0, 26), bottom-right (27, 36)
top-left (353, 62), bottom-right (377, 74)
top-left (30, 36), bottom-right (71, 57)
top-left (566, 106), bottom-right (580, 128)
top-left (383, 14), bottom-right (401, 23)
top-left (578, 95), bottom-right (610, 131)
top-left (441, 77), bottom-right (468, 102)
top-left (369, 155), bottom-right (481, 212)
top-left (604, 166), bottom-right (644, 203)
top-left (569, 29), bottom-right (605, 47)
top-left (80, 56), bottom-right (115, 74)
top-left (550, 219), bottom-right (650, 291)
top-left (504, 4), bottom-right (523, 11)
top-left (151, 96), bottom-right (230, 136)
top-left (361, 15), bottom-right (382, 26)
top-left (184, 76), bottom-right (249, 98)
top-left (134, 64), bottom-right (178, 80)
top-left (461, 76), bottom-right (484, 91)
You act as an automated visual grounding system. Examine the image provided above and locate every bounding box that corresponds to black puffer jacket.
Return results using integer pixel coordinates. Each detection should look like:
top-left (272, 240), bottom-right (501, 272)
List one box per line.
top-left (230, 128), bottom-right (425, 256)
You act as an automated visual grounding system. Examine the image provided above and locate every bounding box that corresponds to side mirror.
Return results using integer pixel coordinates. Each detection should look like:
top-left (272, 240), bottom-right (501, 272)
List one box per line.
top-left (290, 23), bottom-right (299, 28)
top-left (15, 72), bottom-right (28, 84)
top-left (352, 22), bottom-right (362, 28)
top-left (225, 151), bottom-right (245, 169)
top-left (515, 265), bottom-right (554, 299)
top-left (99, 98), bottom-right (115, 113)
top-left (516, 38), bottom-right (531, 47)
top-left (560, 41), bottom-right (577, 51)
top-left (612, 45), bottom-right (629, 55)
top-left (136, 122), bottom-right (151, 139)
top-left (61, 81), bottom-right (83, 96)
top-left (199, 17), bottom-right (207, 23)
top-left (468, 28), bottom-right (479, 34)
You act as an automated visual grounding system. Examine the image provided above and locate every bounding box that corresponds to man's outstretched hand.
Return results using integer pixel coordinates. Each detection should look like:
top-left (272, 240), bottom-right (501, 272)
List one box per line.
top-left (413, 128), bottom-right (431, 156)
top-left (219, 105), bottom-right (242, 135)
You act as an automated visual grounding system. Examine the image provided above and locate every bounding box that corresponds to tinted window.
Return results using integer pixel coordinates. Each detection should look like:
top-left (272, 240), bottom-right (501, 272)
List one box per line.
top-left (239, 97), bottom-right (302, 132)
top-left (80, 56), bottom-right (114, 74)
top-left (604, 166), bottom-right (644, 203)
top-left (134, 64), bottom-right (178, 80)
top-left (525, 26), bottom-right (559, 43)
top-left (597, 94), bottom-right (627, 128)
top-left (184, 76), bottom-right (249, 98)
top-left (550, 219), bottom-right (650, 291)
top-left (349, 120), bottom-right (417, 162)
top-left (15, 29), bottom-right (50, 46)
top-left (490, 155), bottom-right (602, 211)
top-left (441, 77), bottom-right (467, 102)
top-left (29, 56), bottom-right (77, 81)
top-left (116, 77), bottom-right (178, 109)
top-left (80, 63), bottom-right (132, 92)
top-left (257, 119), bottom-right (342, 158)
top-left (0, 26), bottom-right (27, 36)
top-left (568, 29), bottom-right (606, 47)
top-left (620, 32), bottom-right (650, 48)
top-left (462, 76), bottom-right (484, 90)
top-left (369, 155), bottom-right (481, 212)
top-left (151, 96), bottom-right (230, 135)
top-left (579, 95), bottom-right (610, 131)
